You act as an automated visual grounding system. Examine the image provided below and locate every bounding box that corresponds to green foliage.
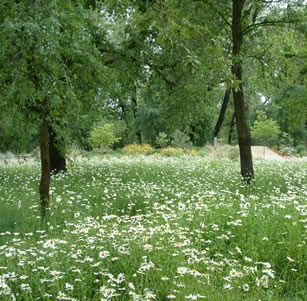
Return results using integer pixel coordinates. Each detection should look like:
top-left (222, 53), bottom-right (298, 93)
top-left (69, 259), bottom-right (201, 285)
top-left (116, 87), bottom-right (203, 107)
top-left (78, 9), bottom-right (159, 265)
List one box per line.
top-left (295, 144), bottom-right (306, 156)
top-left (89, 123), bottom-right (120, 149)
top-left (280, 146), bottom-right (296, 156)
top-left (280, 132), bottom-right (294, 148)
top-left (0, 0), bottom-right (110, 150)
top-left (171, 129), bottom-right (192, 150)
top-left (251, 111), bottom-right (280, 146)
top-left (155, 132), bottom-right (170, 148)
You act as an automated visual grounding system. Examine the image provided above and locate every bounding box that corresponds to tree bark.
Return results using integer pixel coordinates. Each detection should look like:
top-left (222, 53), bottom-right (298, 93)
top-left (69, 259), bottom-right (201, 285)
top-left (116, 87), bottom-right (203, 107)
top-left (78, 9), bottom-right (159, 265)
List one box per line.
top-left (39, 113), bottom-right (51, 217)
top-left (49, 126), bottom-right (66, 174)
top-left (131, 96), bottom-right (142, 144)
top-left (213, 88), bottom-right (231, 138)
top-left (228, 112), bottom-right (236, 145)
top-left (232, 0), bottom-right (254, 183)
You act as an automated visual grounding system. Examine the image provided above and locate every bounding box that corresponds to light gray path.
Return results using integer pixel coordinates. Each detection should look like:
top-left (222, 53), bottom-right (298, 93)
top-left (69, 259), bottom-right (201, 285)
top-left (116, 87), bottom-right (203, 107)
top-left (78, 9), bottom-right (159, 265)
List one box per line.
top-left (251, 146), bottom-right (284, 160)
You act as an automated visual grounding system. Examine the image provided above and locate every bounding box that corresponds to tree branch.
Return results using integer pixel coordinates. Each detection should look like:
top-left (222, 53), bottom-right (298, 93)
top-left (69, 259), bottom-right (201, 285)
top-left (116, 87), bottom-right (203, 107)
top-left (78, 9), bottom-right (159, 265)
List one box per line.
top-left (243, 19), bottom-right (300, 35)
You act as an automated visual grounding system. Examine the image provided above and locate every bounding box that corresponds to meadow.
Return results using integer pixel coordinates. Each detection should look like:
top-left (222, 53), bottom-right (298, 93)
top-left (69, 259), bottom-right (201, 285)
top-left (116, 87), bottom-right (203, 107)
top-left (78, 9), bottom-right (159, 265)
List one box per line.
top-left (0, 155), bottom-right (306, 300)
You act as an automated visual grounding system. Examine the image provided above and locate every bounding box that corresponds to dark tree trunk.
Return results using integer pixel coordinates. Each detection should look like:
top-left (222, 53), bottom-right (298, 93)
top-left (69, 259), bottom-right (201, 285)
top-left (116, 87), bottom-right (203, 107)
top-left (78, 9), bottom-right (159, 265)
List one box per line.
top-left (49, 126), bottom-right (66, 174)
top-left (213, 88), bottom-right (231, 138)
top-left (228, 112), bottom-right (236, 145)
top-left (232, 0), bottom-right (254, 183)
top-left (39, 114), bottom-right (51, 217)
top-left (131, 96), bottom-right (142, 144)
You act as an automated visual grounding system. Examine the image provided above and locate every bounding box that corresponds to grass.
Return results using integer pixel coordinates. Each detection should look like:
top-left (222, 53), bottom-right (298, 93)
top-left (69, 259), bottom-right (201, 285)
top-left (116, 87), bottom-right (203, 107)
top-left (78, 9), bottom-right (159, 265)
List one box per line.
top-left (0, 155), bottom-right (306, 300)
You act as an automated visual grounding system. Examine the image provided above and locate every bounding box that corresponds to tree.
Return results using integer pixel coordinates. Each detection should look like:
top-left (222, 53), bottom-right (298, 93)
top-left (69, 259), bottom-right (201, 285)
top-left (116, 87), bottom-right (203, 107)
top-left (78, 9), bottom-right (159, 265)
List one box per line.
top-left (0, 0), bottom-right (108, 216)
top-left (251, 111), bottom-right (280, 145)
top-left (231, 0), bottom-right (254, 183)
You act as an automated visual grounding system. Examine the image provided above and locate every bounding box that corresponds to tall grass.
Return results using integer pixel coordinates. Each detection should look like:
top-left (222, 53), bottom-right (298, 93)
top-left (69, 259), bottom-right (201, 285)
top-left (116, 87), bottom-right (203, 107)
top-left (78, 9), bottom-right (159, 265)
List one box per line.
top-left (0, 156), bottom-right (306, 300)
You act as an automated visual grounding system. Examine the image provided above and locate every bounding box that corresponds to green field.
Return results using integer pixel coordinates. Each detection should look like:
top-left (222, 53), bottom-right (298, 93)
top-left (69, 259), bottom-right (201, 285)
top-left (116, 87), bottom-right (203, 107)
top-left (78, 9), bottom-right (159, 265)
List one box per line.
top-left (0, 156), bottom-right (306, 300)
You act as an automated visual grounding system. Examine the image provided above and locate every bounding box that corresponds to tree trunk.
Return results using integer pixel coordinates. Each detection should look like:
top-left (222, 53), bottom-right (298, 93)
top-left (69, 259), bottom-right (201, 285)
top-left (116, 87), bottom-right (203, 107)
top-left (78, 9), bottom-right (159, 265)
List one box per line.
top-left (131, 96), bottom-right (142, 144)
top-left (39, 114), bottom-right (51, 217)
top-left (213, 88), bottom-right (231, 138)
top-left (49, 126), bottom-right (66, 174)
top-left (232, 0), bottom-right (254, 183)
top-left (228, 112), bottom-right (236, 144)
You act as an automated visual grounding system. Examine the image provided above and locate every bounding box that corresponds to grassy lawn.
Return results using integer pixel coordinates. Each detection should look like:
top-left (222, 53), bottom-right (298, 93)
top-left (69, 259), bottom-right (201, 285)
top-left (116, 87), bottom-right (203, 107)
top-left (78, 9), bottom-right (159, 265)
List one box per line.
top-left (0, 155), bottom-right (306, 300)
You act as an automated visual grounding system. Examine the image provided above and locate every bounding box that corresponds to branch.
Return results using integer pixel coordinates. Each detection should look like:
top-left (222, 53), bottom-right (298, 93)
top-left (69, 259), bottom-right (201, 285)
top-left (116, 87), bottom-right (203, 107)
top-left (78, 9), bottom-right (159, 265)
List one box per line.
top-left (200, 0), bottom-right (232, 29)
top-left (243, 18), bottom-right (300, 35)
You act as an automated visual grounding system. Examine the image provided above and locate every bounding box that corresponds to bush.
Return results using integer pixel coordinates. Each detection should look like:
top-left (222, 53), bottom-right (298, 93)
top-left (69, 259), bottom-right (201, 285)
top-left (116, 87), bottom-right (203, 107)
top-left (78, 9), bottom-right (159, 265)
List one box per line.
top-left (251, 111), bottom-right (280, 146)
top-left (122, 144), bottom-right (154, 155)
top-left (160, 147), bottom-right (184, 156)
top-left (295, 144), bottom-right (306, 156)
top-left (280, 146), bottom-right (296, 156)
top-left (280, 132), bottom-right (294, 148)
top-left (185, 149), bottom-right (197, 156)
top-left (171, 129), bottom-right (192, 150)
top-left (89, 123), bottom-right (120, 149)
top-left (155, 132), bottom-right (170, 148)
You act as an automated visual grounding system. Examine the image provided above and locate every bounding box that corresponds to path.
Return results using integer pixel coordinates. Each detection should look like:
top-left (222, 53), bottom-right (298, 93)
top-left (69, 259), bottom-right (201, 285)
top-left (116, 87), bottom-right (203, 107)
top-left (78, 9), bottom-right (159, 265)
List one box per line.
top-left (251, 146), bottom-right (284, 160)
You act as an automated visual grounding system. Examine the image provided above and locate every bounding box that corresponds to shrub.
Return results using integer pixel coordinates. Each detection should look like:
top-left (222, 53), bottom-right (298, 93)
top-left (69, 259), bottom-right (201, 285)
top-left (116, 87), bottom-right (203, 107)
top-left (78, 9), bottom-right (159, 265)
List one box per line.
top-left (185, 149), bottom-right (197, 156)
top-left (122, 144), bottom-right (154, 155)
top-left (171, 129), bottom-right (192, 150)
top-left (251, 111), bottom-right (280, 146)
top-left (280, 146), bottom-right (296, 156)
top-left (160, 147), bottom-right (184, 156)
top-left (155, 132), bottom-right (170, 148)
top-left (89, 123), bottom-right (120, 149)
top-left (280, 132), bottom-right (294, 148)
top-left (295, 144), bottom-right (306, 156)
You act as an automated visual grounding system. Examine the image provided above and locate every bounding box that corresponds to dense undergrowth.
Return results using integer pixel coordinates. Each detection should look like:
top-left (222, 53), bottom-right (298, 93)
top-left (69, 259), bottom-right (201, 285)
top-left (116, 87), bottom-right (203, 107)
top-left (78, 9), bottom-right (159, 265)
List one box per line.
top-left (0, 155), bottom-right (306, 300)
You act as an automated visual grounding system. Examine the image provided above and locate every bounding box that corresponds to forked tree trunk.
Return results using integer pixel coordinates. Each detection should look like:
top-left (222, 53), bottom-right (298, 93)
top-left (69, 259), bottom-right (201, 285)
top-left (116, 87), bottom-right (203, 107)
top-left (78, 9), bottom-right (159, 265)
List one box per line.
top-left (49, 126), bottom-right (66, 174)
top-left (39, 114), bottom-right (51, 217)
top-left (213, 88), bottom-right (231, 138)
top-left (232, 0), bottom-right (254, 183)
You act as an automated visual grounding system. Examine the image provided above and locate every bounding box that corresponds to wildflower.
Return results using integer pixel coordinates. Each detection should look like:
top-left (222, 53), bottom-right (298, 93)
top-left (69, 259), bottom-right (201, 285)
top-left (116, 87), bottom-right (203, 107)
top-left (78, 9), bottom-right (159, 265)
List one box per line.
top-left (99, 250), bottom-right (110, 259)
top-left (255, 277), bottom-right (261, 287)
top-left (161, 276), bottom-right (169, 281)
top-left (185, 294), bottom-right (206, 299)
top-left (167, 295), bottom-right (176, 299)
top-left (43, 239), bottom-right (56, 249)
top-left (244, 256), bottom-right (252, 262)
top-left (143, 244), bottom-right (153, 252)
top-left (65, 283), bottom-right (74, 291)
top-left (229, 269), bottom-right (238, 277)
top-left (242, 283), bottom-right (249, 292)
top-left (128, 282), bottom-right (135, 290)
top-left (262, 268), bottom-right (275, 279)
top-left (57, 291), bottom-right (68, 300)
top-left (177, 267), bottom-right (188, 275)
top-left (144, 290), bottom-right (156, 299)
